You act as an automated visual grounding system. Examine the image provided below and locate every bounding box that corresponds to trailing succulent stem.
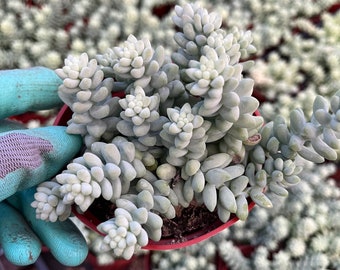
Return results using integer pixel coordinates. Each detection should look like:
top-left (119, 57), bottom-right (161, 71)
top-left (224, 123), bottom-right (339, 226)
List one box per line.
top-left (32, 2), bottom-right (340, 259)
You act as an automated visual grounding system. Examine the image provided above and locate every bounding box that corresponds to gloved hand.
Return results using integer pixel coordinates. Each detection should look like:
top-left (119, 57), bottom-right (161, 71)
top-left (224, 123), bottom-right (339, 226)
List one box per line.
top-left (0, 67), bottom-right (88, 266)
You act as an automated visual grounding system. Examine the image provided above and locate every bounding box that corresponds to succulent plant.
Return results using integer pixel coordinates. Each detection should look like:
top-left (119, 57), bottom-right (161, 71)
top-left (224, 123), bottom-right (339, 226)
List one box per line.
top-left (30, 1), bottom-right (340, 262)
top-left (152, 239), bottom-right (217, 270)
top-left (150, 163), bottom-right (338, 270)
top-left (217, 160), bottom-right (340, 270)
top-left (151, 159), bottom-right (339, 270)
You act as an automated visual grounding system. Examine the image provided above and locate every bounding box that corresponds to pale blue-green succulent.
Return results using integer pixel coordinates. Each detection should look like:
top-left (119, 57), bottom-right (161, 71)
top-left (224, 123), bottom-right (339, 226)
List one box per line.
top-left (31, 2), bottom-right (340, 261)
top-left (152, 239), bottom-right (217, 270)
top-left (217, 160), bottom-right (340, 270)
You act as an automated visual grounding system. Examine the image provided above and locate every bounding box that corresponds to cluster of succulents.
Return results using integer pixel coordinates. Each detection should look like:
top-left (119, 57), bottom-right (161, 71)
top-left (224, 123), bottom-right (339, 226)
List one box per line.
top-left (2, 0), bottom-right (338, 69)
top-left (0, 0), bottom-right (179, 69)
top-left (2, 0), bottom-right (339, 131)
top-left (203, 0), bottom-right (339, 54)
top-left (28, 2), bottom-right (340, 261)
top-left (55, 52), bottom-right (121, 147)
top-left (152, 239), bottom-right (217, 270)
top-left (249, 3), bottom-right (340, 122)
top-left (249, 54), bottom-right (303, 100)
top-left (29, 4), bottom-right (256, 258)
top-left (151, 161), bottom-right (339, 270)
top-left (71, 156), bottom-right (339, 269)
top-left (2, 0), bottom-right (340, 268)
top-left (216, 160), bottom-right (340, 270)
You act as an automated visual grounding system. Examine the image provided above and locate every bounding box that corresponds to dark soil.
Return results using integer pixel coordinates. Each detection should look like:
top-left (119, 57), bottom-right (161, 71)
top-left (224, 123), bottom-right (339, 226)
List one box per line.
top-left (161, 204), bottom-right (220, 243)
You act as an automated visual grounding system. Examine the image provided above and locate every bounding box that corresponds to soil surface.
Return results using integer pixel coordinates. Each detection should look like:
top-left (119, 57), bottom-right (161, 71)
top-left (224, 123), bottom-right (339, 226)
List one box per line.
top-left (161, 204), bottom-right (220, 243)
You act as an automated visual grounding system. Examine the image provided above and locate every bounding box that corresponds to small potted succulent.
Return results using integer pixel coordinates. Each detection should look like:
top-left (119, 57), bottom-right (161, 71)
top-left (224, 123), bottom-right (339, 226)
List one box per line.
top-left (30, 2), bottom-right (340, 260)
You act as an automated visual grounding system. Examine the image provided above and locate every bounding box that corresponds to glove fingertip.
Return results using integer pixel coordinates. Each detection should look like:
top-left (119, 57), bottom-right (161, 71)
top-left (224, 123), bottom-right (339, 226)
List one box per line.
top-left (0, 201), bottom-right (42, 266)
top-left (49, 220), bottom-right (89, 266)
top-left (37, 220), bottom-right (89, 266)
top-left (50, 237), bottom-right (89, 267)
top-left (2, 240), bottom-right (41, 266)
top-left (9, 190), bottom-right (89, 267)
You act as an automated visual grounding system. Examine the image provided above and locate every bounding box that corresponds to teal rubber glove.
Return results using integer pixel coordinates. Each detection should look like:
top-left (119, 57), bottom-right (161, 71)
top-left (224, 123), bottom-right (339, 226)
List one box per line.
top-left (0, 67), bottom-right (88, 266)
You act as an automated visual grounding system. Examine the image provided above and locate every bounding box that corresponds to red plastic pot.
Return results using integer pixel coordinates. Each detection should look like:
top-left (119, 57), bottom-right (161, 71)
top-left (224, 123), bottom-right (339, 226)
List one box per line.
top-left (54, 104), bottom-right (256, 250)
